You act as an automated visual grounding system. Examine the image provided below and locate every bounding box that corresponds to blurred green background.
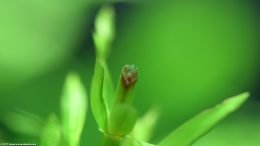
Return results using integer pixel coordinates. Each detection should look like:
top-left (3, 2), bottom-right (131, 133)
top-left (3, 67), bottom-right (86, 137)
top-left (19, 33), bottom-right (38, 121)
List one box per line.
top-left (0, 0), bottom-right (259, 146)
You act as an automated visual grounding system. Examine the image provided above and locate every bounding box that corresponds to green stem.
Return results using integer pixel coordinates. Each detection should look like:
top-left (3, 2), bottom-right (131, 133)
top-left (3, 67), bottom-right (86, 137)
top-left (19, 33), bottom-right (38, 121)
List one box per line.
top-left (103, 134), bottom-right (121, 146)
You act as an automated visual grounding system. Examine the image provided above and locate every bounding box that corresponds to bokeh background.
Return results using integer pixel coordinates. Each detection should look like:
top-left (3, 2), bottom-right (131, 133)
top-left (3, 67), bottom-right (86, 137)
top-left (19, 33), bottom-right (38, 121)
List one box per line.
top-left (0, 0), bottom-right (259, 146)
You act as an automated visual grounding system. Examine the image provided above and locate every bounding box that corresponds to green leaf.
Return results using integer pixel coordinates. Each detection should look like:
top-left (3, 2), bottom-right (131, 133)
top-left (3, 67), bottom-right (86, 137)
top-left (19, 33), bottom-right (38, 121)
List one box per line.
top-left (40, 114), bottom-right (61, 146)
top-left (91, 4), bottom-right (116, 132)
top-left (102, 63), bottom-right (115, 114)
top-left (2, 109), bottom-right (43, 136)
top-left (133, 107), bottom-right (159, 142)
top-left (90, 60), bottom-right (108, 132)
top-left (61, 72), bottom-right (87, 146)
top-left (108, 104), bottom-right (137, 136)
top-left (158, 92), bottom-right (249, 146)
top-left (91, 57), bottom-right (115, 132)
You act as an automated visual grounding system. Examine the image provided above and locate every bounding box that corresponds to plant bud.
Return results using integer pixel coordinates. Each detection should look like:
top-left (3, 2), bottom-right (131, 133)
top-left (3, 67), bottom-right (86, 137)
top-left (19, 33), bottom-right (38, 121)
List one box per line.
top-left (121, 64), bottom-right (138, 89)
top-left (116, 64), bottom-right (138, 104)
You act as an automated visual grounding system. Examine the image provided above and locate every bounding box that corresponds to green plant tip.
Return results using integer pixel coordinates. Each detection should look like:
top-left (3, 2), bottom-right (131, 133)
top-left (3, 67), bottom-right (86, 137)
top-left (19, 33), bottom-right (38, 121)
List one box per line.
top-left (121, 64), bottom-right (138, 88)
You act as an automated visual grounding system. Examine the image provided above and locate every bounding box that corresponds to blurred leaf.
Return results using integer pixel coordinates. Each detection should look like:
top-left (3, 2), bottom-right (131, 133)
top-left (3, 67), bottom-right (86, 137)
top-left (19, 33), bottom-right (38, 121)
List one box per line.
top-left (61, 72), bottom-right (87, 146)
top-left (94, 4), bottom-right (115, 60)
top-left (108, 103), bottom-right (137, 136)
top-left (158, 92), bottom-right (249, 146)
top-left (2, 109), bottom-right (43, 136)
top-left (133, 107), bottom-right (159, 142)
top-left (40, 114), bottom-right (61, 146)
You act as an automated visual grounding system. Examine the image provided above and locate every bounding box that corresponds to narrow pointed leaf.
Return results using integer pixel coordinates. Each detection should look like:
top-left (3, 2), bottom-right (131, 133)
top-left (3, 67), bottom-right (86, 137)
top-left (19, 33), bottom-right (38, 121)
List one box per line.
top-left (91, 4), bottom-right (116, 132)
top-left (91, 60), bottom-right (107, 131)
top-left (61, 72), bottom-right (87, 146)
top-left (102, 63), bottom-right (115, 114)
top-left (158, 92), bottom-right (249, 146)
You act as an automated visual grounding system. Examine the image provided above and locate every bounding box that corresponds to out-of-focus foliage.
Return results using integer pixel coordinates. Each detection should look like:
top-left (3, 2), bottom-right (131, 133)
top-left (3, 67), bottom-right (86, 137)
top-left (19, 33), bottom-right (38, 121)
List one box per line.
top-left (133, 108), bottom-right (159, 142)
top-left (61, 72), bottom-right (87, 146)
top-left (40, 114), bottom-right (61, 146)
top-left (94, 5), bottom-right (115, 60)
top-left (0, 0), bottom-right (96, 87)
top-left (1, 110), bottom-right (43, 136)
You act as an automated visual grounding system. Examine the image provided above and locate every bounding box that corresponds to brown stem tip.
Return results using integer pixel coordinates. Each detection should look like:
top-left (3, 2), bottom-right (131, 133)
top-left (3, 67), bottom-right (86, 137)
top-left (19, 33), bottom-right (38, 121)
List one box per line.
top-left (121, 64), bottom-right (138, 88)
